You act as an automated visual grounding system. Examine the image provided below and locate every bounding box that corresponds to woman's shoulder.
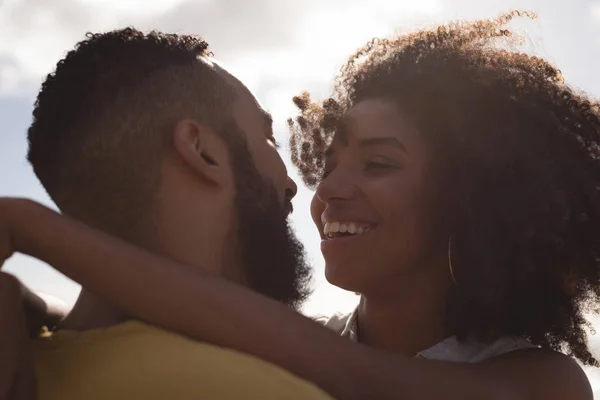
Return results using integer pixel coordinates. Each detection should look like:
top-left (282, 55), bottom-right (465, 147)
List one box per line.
top-left (311, 311), bottom-right (356, 335)
top-left (419, 335), bottom-right (538, 363)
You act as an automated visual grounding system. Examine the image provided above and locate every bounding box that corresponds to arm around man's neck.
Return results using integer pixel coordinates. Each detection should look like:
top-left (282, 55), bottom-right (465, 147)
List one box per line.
top-left (3, 198), bottom-right (594, 400)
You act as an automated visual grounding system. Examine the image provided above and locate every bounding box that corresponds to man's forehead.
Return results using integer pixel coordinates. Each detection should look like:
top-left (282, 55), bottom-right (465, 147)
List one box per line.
top-left (199, 55), bottom-right (229, 72)
top-left (262, 109), bottom-right (273, 124)
top-left (199, 56), bottom-right (238, 85)
top-left (196, 56), bottom-right (271, 120)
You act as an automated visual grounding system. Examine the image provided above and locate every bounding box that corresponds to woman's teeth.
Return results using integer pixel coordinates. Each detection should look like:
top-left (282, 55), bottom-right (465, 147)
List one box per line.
top-left (323, 222), bottom-right (372, 239)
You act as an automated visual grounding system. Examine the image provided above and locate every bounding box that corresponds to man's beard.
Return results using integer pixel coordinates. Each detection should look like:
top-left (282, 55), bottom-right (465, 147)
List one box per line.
top-left (234, 179), bottom-right (312, 309)
top-left (221, 125), bottom-right (312, 309)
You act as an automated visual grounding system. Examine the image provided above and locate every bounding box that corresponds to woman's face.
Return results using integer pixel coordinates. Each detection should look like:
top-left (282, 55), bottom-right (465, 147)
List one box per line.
top-left (311, 98), bottom-right (448, 295)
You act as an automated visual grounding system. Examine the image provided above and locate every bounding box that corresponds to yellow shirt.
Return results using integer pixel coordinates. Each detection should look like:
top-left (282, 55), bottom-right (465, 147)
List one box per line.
top-left (35, 321), bottom-right (332, 400)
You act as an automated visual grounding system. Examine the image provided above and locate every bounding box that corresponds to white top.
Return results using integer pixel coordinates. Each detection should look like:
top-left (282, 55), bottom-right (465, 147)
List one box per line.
top-left (316, 310), bottom-right (537, 363)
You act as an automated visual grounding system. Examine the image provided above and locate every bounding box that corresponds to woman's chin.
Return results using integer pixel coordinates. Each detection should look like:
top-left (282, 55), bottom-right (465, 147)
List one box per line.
top-left (324, 262), bottom-right (364, 293)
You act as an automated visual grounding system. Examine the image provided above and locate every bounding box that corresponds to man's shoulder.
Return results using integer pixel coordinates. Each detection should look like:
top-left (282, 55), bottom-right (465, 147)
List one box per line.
top-left (35, 321), bottom-right (332, 400)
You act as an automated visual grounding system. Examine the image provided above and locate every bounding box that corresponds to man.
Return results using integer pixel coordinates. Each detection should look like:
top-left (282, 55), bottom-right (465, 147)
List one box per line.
top-left (1, 28), bottom-right (330, 400)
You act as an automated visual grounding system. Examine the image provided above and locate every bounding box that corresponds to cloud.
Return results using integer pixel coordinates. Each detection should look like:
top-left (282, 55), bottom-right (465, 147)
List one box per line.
top-left (0, 0), bottom-right (319, 95)
top-left (592, 2), bottom-right (600, 22)
top-left (149, 0), bottom-right (321, 54)
top-left (0, 0), bottom-right (176, 95)
top-left (0, 0), bottom-right (443, 97)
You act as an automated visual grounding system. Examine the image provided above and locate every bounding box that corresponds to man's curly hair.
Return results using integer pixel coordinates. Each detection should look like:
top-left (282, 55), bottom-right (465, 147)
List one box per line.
top-left (289, 11), bottom-right (600, 365)
top-left (27, 28), bottom-right (235, 242)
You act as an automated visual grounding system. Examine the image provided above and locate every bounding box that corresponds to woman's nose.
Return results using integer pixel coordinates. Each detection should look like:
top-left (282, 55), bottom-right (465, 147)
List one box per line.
top-left (314, 169), bottom-right (355, 204)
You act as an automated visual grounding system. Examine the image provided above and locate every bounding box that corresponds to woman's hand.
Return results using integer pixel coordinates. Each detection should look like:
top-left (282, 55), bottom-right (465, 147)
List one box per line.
top-left (0, 198), bottom-right (68, 334)
top-left (0, 198), bottom-right (60, 400)
top-left (0, 273), bottom-right (36, 400)
top-left (0, 199), bottom-right (34, 400)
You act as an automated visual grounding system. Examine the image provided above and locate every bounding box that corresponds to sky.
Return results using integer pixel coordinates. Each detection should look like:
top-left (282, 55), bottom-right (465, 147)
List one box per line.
top-left (2, 0), bottom-right (600, 395)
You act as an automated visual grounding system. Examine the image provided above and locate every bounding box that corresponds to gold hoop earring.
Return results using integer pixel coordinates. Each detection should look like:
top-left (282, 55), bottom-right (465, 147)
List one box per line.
top-left (448, 237), bottom-right (458, 285)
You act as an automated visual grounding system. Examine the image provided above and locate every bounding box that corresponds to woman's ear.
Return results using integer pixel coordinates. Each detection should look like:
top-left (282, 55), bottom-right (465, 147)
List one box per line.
top-left (171, 119), bottom-right (229, 186)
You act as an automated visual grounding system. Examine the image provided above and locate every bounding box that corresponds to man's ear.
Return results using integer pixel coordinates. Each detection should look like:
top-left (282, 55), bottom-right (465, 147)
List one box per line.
top-left (172, 119), bottom-right (229, 186)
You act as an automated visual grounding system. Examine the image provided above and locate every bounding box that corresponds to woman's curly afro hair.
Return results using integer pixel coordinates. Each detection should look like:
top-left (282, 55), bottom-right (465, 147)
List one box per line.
top-left (288, 11), bottom-right (600, 365)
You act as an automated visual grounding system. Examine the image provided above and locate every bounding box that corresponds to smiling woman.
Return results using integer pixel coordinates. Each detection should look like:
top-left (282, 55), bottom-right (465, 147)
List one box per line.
top-left (289, 9), bottom-right (600, 372)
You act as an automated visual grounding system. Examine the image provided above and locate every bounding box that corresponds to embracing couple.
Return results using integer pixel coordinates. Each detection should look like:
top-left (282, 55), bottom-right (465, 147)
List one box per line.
top-left (1, 10), bottom-right (598, 400)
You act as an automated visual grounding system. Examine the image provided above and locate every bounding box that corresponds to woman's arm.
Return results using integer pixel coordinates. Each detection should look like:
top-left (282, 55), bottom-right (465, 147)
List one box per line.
top-left (3, 198), bottom-right (592, 400)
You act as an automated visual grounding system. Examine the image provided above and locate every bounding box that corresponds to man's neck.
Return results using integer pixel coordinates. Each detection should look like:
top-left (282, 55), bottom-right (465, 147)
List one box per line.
top-left (58, 190), bottom-right (232, 332)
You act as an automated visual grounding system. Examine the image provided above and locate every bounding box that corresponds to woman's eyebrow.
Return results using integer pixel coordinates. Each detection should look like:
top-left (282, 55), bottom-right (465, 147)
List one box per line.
top-left (358, 137), bottom-right (407, 152)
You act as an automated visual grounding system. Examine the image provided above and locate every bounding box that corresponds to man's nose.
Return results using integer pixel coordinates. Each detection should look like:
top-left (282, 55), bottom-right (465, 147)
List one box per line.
top-left (285, 176), bottom-right (298, 203)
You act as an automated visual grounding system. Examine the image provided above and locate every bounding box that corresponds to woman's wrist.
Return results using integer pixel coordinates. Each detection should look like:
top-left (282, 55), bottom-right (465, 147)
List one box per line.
top-left (4, 198), bottom-right (54, 257)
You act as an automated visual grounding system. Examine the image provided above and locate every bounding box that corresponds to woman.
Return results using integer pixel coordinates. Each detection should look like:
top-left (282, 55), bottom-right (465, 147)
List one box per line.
top-left (3, 11), bottom-right (598, 399)
top-left (288, 9), bottom-right (600, 365)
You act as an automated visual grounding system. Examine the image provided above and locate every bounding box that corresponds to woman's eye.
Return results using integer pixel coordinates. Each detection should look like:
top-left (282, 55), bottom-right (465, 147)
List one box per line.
top-left (364, 161), bottom-right (393, 171)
